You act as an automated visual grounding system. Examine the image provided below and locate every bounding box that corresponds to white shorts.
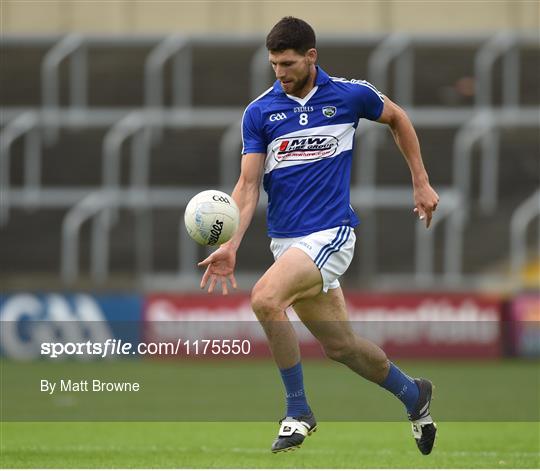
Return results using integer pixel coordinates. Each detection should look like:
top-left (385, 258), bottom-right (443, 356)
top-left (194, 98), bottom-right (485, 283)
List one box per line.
top-left (270, 226), bottom-right (356, 293)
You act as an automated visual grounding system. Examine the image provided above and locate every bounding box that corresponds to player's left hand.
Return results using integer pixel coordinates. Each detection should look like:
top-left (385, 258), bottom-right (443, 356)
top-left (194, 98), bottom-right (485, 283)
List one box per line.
top-left (413, 183), bottom-right (439, 228)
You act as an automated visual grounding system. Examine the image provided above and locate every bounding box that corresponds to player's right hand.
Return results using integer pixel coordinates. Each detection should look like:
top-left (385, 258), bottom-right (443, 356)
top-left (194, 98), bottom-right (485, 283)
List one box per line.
top-left (198, 245), bottom-right (237, 295)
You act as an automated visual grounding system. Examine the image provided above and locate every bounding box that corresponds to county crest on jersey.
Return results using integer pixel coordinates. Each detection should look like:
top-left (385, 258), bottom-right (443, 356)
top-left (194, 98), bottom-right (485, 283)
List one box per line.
top-left (241, 66), bottom-right (384, 238)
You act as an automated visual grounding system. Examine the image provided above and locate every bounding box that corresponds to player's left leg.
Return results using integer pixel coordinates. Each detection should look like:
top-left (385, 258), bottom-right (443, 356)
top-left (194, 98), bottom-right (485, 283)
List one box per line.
top-left (293, 288), bottom-right (437, 455)
top-left (293, 287), bottom-right (389, 381)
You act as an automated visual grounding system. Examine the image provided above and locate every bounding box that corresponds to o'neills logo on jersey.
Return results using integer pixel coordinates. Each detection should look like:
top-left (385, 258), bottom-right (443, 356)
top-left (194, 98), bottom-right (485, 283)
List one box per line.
top-left (273, 135), bottom-right (339, 161)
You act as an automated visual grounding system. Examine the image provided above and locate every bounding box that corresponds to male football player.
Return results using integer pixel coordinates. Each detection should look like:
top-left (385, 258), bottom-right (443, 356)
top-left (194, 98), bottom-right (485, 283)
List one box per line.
top-left (199, 17), bottom-right (439, 455)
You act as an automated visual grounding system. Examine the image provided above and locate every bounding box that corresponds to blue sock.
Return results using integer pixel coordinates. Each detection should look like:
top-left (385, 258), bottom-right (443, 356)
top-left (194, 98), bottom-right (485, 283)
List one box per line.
top-left (279, 362), bottom-right (311, 417)
top-left (380, 362), bottom-right (419, 414)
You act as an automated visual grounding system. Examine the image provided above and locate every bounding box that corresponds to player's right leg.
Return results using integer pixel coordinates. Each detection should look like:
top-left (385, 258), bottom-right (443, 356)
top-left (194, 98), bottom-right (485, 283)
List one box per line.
top-left (250, 247), bottom-right (323, 453)
top-left (251, 246), bottom-right (322, 367)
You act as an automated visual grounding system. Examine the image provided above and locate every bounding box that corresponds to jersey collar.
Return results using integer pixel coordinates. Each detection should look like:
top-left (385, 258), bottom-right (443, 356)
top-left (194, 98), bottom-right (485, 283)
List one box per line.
top-left (315, 66), bottom-right (330, 86)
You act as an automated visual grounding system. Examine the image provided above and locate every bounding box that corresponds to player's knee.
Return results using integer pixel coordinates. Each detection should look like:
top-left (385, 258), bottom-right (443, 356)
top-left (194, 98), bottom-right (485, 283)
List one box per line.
top-left (323, 340), bottom-right (355, 364)
top-left (251, 285), bottom-right (279, 320)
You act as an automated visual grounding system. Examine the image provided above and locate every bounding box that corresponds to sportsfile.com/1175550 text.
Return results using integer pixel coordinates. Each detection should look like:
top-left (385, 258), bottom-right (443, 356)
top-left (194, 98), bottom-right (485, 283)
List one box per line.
top-left (40, 338), bottom-right (252, 358)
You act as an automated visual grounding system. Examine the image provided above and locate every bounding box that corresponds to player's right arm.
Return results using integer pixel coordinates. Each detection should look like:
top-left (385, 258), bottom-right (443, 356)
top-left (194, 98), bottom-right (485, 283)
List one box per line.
top-left (226, 152), bottom-right (265, 252)
top-left (198, 152), bottom-right (265, 294)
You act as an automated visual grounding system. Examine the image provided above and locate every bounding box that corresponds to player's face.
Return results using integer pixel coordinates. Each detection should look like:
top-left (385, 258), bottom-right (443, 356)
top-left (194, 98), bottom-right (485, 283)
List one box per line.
top-left (269, 49), bottom-right (317, 97)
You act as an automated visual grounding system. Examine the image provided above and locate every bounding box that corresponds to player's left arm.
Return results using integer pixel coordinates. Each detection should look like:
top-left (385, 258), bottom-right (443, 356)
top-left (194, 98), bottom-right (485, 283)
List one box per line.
top-left (377, 96), bottom-right (439, 228)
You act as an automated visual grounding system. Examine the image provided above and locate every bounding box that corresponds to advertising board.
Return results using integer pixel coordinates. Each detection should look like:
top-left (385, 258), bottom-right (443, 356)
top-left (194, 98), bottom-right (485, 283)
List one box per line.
top-left (143, 293), bottom-right (503, 358)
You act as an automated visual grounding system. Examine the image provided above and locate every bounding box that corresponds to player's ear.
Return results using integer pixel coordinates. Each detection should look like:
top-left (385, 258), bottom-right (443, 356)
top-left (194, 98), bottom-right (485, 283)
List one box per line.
top-left (306, 48), bottom-right (317, 65)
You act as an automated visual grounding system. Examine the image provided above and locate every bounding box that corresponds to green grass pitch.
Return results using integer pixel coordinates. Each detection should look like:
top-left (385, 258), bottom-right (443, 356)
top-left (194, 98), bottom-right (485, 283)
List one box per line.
top-left (1, 359), bottom-right (539, 468)
top-left (2, 421), bottom-right (539, 468)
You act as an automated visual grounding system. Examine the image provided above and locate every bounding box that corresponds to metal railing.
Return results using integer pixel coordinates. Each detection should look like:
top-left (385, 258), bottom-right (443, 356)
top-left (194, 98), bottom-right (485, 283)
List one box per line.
top-left (57, 186), bottom-right (461, 286)
top-left (368, 33), bottom-right (413, 106)
top-left (61, 188), bottom-right (198, 283)
top-left (6, 32), bottom-right (533, 120)
top-left (144, 35), bottom-right (191, 110)
top-left (0, 112), bottom-right (41, 224)
top-left (452, 108), bottom-right (539, 216)
top-left (475, 32), bottom-right (521, 108)
top-left (2, 106), bottom-right (538, 287)
top-left (1, 113), bottom-right (466, 286)
top-left (42, 33), bottom-right (88, 145)
top-left (2, 32), bottom-right (539, 289)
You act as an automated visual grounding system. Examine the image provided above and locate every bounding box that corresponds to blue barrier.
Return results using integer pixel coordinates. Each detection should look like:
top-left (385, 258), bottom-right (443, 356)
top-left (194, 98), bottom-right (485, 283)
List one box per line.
top-left (0, 293), bottom-right (143, 359)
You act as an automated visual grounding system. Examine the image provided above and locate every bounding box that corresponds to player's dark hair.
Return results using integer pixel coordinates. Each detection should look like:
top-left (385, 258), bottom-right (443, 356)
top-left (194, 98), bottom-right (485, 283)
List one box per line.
top-left (266, 17), bottom-right (316, 54)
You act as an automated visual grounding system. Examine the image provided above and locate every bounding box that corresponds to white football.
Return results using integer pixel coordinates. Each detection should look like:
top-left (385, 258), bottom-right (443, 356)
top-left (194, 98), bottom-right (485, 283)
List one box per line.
top-left (184, 190), bottom-right (240, 246)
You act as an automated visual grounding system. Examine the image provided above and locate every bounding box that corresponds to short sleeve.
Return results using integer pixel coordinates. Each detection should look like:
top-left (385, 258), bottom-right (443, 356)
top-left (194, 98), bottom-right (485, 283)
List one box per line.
top-left (349, 80), bottom-right (385, 121)
top-left (241, 104), bottom-right (267, 154)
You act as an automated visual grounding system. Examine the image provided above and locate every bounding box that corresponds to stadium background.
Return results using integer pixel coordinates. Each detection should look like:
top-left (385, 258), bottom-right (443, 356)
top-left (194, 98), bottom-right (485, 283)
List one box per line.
top-left (1, 0), bottom-right (539, 468)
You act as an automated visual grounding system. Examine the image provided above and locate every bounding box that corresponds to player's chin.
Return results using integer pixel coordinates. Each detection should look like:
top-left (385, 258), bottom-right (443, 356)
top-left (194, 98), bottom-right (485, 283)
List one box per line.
top-left (280, 81), bottom-right (294, 92)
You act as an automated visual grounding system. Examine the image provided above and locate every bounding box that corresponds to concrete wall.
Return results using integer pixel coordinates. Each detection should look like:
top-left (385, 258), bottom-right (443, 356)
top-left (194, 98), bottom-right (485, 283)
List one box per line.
top-left (2, 0), bottom-right (539, 34)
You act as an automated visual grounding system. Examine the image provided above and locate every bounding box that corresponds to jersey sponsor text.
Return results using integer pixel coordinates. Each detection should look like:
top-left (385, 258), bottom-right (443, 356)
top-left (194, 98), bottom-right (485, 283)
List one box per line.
top-left (273, 135), bottom-right (339, 161)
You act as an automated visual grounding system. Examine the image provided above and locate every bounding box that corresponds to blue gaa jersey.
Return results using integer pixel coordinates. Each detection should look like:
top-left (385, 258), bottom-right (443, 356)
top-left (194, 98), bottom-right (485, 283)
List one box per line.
top-left (242, 66), bottom-right (384, 238)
